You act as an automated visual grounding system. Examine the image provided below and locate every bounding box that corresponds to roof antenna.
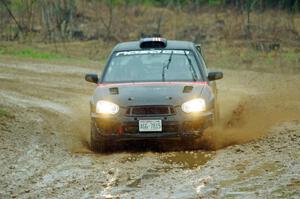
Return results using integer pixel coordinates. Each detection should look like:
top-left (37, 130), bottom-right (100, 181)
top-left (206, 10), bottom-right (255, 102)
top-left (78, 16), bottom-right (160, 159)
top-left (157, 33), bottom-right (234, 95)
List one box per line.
top-left (140, 32), bottom-right (147, 38)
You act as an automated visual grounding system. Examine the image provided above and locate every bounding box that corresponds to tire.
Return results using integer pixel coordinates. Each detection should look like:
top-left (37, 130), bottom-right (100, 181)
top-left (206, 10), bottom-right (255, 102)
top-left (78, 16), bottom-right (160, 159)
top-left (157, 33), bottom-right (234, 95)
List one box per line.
top-left (182, 137), bottom-right (201, 151)
top-left (90, 121), bottom-right (110, 152)
top-left (214, 102), bottom-right (220, 125)
top-left (213, 84), bottom-right (220, 126)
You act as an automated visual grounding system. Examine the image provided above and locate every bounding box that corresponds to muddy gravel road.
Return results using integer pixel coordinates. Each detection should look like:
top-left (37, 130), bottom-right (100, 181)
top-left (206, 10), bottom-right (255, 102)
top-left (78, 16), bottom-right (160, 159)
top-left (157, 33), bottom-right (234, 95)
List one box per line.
top-left (0, 60), bottom-right (300, 198)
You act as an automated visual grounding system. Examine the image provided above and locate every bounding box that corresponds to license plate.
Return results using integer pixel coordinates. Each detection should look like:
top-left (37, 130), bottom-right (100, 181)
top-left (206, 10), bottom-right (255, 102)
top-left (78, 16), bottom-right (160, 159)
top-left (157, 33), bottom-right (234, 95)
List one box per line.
top-left (139, 120), bottom-right (162, 132)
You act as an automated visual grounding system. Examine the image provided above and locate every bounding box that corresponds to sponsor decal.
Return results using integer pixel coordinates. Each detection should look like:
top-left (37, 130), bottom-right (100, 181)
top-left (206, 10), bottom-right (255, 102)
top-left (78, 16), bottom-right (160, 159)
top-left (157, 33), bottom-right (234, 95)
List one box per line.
top-left (115, 50), bottom-right (190, 56)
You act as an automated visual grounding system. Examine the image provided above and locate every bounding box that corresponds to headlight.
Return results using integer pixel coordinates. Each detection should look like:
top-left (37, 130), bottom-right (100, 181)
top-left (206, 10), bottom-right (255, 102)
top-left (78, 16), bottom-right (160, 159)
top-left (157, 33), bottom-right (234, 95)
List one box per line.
top-left (181, 98), bottom-right (206, 113)
top-left (96, 100), bottom-right (119, 114)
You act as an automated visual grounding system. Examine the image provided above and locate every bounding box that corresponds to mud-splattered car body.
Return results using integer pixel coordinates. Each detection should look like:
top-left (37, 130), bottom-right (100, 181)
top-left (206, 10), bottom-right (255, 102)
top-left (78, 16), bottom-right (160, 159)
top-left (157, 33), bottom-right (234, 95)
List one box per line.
top-left (85, 38), bottom-right (223, 151)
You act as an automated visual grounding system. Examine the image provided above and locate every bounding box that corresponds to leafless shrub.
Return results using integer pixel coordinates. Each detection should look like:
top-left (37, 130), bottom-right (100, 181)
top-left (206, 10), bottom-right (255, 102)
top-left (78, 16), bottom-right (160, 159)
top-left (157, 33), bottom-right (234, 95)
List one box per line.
top-left (39, 0), bottom-right (76, 42)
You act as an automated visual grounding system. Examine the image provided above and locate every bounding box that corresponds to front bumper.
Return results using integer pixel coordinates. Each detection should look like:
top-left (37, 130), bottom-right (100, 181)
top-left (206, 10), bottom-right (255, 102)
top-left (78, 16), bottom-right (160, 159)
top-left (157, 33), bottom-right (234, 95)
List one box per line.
top-left (91, 111), bottom-right (214, 141)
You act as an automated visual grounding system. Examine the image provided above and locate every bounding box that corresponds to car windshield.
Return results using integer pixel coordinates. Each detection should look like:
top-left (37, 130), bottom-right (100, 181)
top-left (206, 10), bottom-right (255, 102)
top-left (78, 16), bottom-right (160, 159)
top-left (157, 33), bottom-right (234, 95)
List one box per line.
top-left (102, 50), bottom-right (203, 83)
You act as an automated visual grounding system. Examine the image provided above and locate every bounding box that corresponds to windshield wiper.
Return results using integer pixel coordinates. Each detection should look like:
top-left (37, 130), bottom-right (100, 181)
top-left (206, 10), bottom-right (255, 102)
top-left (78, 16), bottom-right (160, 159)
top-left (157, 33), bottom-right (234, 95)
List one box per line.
top-left (184, 51), bottom-right (198, 81)
top-left (162, 51), bottom-right (173, 81)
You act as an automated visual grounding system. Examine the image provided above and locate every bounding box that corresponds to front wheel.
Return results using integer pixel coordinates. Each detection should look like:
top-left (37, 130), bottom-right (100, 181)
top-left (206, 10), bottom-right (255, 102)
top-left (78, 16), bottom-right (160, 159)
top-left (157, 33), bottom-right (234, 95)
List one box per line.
top-left (181, 137), bottom-right (202, 150)
top-left (90, 121), bottom-right (111, 152)
top-left (213, 102), bottom-right (220, 125)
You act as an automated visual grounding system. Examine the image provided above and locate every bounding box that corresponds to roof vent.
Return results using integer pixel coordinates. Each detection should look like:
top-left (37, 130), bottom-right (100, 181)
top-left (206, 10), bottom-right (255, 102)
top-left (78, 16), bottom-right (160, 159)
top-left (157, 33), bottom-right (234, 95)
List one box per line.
top-left (139, 37), bottom-right (167, 48)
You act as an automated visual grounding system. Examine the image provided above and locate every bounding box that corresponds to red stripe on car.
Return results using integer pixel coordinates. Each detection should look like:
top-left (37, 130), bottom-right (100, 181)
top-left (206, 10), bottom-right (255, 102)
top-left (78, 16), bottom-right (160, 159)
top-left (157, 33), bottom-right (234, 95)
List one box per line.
top-left (97, 82), bottom-right (208, 87)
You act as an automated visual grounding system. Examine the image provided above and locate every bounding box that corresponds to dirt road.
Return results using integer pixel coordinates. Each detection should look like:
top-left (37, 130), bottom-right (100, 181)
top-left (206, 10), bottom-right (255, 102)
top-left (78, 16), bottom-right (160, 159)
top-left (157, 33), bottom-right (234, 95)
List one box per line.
top-left (0, 60), bottom-right (299, 198)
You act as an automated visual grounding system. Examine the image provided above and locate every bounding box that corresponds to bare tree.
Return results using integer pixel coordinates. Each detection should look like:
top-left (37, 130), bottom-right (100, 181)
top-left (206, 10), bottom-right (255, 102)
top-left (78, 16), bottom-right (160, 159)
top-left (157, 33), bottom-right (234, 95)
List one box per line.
top-left (40, 0), bottom-right (76, 42)
top-left (0, 0), bottom-right (24, 34)
top-left (93, 0), bottom-right (121, 42)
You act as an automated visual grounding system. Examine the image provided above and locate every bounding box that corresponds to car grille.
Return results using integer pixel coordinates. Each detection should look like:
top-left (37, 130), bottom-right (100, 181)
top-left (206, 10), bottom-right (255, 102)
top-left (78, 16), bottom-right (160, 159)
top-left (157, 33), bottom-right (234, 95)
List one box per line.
top-left (126, 106), bottom-right (175, 116)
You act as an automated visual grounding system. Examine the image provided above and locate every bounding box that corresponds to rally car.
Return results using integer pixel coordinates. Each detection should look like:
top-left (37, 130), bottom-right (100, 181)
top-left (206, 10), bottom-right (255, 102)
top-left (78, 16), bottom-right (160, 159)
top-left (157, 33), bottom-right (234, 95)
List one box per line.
top-left (85, 37), bottom-right (223, 152)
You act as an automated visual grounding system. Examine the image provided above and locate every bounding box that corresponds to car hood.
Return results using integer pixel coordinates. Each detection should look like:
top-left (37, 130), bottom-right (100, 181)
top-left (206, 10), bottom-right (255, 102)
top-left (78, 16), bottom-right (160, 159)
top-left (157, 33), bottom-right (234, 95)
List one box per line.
top-left (92, 82), bottom-right (213, 107)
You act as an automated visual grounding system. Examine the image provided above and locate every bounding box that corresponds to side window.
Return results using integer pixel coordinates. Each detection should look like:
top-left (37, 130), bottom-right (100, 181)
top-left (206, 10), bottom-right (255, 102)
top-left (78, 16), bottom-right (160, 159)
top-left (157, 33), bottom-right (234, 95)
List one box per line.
top-left (195, 45), bottom-right (203, 55)
top-left (195, 46), bottom-right (208, 77)
top-left (199, 54), bottom-right (208, 76)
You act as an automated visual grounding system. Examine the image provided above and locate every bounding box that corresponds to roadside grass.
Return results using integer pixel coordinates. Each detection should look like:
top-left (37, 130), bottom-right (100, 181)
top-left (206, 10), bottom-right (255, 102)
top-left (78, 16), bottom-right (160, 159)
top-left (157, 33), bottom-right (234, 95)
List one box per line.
top-left (0, 41), bottom-right (299, 73)
top-left (0, 107), bottom-right (11, 118)
top-left (0, 41), bottom-right (108, 68)
top-left (0, 47), bottom-right (64, 60)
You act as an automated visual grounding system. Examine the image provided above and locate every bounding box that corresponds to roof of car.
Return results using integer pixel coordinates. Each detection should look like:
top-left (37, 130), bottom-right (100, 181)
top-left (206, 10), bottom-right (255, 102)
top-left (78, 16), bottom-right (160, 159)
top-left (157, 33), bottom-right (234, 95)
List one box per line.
top-left (113, 40), bottom-right (195, 52)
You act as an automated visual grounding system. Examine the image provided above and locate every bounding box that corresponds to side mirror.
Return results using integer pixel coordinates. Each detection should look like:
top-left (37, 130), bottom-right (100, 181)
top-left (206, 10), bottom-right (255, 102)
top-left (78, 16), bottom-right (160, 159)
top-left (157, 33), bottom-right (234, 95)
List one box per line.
top-left (85, 73), bottom-right (98, 83)
top-left (208, 71), bottom-right (223, 81)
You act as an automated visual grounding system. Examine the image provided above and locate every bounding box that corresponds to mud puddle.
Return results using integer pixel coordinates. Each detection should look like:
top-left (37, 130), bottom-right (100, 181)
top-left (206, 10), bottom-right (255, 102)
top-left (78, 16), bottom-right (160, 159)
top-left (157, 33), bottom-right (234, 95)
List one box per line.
top-left (160, 151), bottom-right (214, 169)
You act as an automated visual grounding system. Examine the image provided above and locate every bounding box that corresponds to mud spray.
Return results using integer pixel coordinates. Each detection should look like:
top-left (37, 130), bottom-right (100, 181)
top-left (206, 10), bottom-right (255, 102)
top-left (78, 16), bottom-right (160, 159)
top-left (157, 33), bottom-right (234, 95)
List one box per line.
top-left (202, 72), bottom-right (300, 150)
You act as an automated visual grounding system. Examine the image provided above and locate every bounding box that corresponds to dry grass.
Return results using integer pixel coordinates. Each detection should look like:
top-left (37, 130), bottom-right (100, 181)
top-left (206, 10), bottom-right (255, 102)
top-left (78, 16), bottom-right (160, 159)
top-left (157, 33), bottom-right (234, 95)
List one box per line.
top-left (76, 5), bottom-right (300, 45)
top-left (204, 41), bottom-right (300, 73)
